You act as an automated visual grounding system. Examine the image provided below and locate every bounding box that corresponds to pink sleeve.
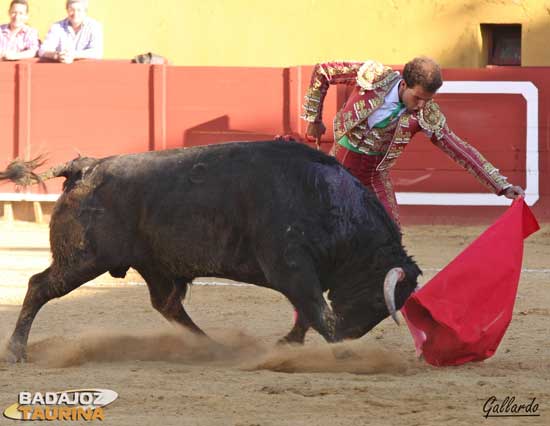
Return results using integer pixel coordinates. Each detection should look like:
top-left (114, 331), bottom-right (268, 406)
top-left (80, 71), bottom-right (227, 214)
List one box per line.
top-left (431, 125), bottom-right (512, 195)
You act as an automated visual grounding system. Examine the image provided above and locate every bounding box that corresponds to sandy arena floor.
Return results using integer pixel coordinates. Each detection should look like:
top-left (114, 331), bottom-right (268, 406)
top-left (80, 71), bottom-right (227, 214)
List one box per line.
top-left (0, 221), bottom-right (549, 425)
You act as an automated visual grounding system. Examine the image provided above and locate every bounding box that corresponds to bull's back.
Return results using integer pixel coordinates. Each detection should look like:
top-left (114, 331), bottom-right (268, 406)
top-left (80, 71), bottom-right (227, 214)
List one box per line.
top-left (54, 141), bottom-right (385, 280)
top-left (130, 142), bottom-right (350, 269)
top-left (110, 141), bottom-right (345, 223)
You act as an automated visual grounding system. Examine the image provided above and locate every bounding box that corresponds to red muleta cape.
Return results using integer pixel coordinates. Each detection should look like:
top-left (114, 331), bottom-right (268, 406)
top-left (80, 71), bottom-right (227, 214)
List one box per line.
top-left (402, 198), bottom-right (540, 366)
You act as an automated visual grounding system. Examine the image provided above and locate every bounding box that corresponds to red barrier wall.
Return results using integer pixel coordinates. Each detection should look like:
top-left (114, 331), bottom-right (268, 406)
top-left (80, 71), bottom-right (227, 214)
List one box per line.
top-left (0, 60), bottom-right (548, 223)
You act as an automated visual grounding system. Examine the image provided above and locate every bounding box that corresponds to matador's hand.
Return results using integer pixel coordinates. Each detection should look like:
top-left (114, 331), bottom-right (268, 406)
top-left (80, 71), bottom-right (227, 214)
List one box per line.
top-left (306, 121), bottom-right (326, 141)
top-left (503, 185), bottom-right (525, 200)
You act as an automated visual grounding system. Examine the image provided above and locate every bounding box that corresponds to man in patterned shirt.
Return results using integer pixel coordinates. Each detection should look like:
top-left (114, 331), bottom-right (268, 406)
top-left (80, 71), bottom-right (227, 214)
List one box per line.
top-left (0, 0), bottom-right (39, 60)
top-left (39, 0), bottom-right (103, 64)
top-left (302, 57), bottom-right (524, 227)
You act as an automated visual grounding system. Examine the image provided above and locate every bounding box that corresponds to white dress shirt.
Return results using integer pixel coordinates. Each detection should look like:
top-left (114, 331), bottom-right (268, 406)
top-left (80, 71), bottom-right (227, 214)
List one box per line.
top-left (367, 79), bottom-right (405, 129)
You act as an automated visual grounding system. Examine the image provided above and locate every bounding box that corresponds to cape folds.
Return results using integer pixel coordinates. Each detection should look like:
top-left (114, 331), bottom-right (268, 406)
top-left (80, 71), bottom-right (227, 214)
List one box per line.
top-left (402, 198), bottom-right (539, 366)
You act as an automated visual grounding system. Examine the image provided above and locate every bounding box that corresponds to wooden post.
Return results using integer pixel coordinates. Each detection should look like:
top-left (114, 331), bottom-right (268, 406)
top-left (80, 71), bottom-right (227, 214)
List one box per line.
top-left (150, 64), bottom-right (167, 151)
top-left (33, 201), bottom-right (43, 224)
top-left (3, 202), bottom-right (14, 223)
top-left (16, 62), bottom-right (32, 159)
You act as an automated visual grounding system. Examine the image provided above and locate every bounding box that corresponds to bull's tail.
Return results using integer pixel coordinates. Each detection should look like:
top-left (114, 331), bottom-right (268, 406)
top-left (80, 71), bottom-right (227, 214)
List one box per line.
top-left (0, 155), bottom-right (72, 188)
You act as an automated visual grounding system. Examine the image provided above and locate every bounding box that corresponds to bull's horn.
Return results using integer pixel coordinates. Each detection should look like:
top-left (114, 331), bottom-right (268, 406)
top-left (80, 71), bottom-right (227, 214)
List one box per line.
top-left (383, 267), bottom-right (405, 326)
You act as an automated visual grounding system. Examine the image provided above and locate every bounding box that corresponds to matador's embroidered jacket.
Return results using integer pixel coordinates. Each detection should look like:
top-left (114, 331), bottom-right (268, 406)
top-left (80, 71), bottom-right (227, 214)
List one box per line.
top-left (301, 60), bottom-right (511, 194)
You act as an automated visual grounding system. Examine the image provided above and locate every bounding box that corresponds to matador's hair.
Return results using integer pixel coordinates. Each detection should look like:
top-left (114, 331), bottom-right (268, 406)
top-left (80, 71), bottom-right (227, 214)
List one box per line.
top-left (403, 56), bottom-right (443, 93)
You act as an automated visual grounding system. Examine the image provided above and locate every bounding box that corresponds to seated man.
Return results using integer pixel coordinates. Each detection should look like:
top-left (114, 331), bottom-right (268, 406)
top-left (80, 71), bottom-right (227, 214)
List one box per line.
top-left (39, 0), bottom-right (102, 64)
top-left (0, 0), bottom-right (39, 60)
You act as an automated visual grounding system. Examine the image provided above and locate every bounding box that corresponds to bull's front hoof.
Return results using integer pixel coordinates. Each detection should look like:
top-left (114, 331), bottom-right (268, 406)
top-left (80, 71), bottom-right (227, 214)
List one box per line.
top-left (5, 340), bottom-right (27, 363)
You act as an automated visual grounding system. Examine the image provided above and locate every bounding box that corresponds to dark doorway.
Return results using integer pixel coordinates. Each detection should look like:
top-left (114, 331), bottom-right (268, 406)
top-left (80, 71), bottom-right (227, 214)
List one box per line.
top-left (481, 24), bottom-right (521, 66)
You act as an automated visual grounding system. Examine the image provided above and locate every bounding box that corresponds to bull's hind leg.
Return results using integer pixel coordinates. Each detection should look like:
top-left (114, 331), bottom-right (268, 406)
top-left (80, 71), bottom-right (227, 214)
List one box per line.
top-left (136, 266), bottom-right (207, 337)
top-left (6, 261), bottom-right (106, 362)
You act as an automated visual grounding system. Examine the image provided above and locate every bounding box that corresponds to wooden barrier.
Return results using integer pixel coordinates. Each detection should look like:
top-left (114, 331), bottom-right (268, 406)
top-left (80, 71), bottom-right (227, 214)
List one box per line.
top-left (0, 60), bottom-right (548, 223)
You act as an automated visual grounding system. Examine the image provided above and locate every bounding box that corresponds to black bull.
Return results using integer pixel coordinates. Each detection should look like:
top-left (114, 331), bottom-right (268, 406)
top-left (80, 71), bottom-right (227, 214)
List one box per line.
top-left (1, 141), bottom-right (421, 362)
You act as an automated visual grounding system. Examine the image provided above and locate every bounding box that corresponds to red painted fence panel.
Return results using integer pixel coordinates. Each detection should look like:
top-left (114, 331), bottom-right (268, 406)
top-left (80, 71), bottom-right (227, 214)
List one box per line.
top-left (0, 60), bottom-right (548, 223)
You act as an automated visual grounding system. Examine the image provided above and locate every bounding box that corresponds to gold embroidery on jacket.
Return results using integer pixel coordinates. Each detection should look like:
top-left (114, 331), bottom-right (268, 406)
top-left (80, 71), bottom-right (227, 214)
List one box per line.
top-left (354, 100), bottom-right (368, 120)
top-left (342, 111), bottom-right (354, 132)
top-left (376, 114), bottom-right (413, 170)
top-left (418, 101), bottom-right (446, 139)
top-left (356, 60), bottom-right (401, 90)
top-left (431, 124), bottom-right (510, 192)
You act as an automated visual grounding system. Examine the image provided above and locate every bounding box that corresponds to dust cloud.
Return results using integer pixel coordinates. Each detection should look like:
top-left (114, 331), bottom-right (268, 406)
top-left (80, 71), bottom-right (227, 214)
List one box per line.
top-left (3, 329), bottom-right (408, 375)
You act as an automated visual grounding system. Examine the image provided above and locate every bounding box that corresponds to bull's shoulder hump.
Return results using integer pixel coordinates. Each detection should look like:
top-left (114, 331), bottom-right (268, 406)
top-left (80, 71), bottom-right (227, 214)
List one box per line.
top-left (89, 140), bottom-right (340, 175)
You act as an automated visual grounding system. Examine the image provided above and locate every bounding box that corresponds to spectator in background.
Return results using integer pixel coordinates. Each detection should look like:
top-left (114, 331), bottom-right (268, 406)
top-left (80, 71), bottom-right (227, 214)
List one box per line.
top-left (0, 0), bottom-right (39, 60)
top-left (39, 0), bottom-right (102, 63)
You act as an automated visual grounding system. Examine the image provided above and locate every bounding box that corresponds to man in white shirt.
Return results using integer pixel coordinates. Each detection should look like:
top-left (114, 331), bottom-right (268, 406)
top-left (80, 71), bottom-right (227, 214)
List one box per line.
top-left (39, 0), bottom-right (103, 63)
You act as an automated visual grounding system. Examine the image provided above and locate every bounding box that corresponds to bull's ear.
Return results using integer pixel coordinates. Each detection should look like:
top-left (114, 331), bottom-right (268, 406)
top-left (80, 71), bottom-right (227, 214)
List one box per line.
top-left (403, 261), bottom-right (422, 279)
